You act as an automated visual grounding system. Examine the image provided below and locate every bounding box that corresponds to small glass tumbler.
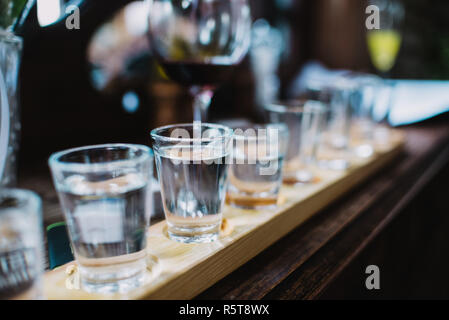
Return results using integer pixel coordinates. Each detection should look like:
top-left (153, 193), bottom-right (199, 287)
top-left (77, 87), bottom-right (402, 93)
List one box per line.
top-left (372, 80), bottom-right (396, 148)
top-left (265, 100), bottom-right (326, 185)
top-left (151, 123), bottom-right (233, 244)
top-left (226, 123), bottom-right (288, 209)
top-left (345, 73), bottom-right (382, 158)
top-left (0, 189), bottom-right (44, 300)
top-left (49, 144), bottom-right (153, 294)
top-left (308, 78), bottom-right (355, 170)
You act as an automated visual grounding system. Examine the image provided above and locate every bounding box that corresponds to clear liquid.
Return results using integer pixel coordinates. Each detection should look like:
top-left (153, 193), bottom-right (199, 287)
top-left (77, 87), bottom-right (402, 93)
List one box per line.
top-left (0, 199), bottom-right (42, 300)
top-left (0, 248), bottom-right (40, 299)
top-left (155, 146), bottom-right (229, 242)
top-left (57, 173), bottom-right (150, 292)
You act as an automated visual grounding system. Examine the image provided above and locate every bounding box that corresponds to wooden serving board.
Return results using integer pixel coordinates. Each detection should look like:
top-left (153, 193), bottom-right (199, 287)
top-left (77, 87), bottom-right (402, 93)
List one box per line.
top-left (43, 131), bottom-right (405, 300)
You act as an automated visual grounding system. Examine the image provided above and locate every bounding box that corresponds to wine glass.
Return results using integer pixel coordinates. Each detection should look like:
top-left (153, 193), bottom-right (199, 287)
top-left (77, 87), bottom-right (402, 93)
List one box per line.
top-left (147, 0), bottom-right (251, 122)
top-left (366, 0), bottom-right (405, 76)
top-left (366, 0), bottom-right (404, 135)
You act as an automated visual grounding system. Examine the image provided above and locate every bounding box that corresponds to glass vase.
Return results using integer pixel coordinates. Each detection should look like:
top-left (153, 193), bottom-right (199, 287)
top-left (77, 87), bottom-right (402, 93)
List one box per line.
top-left (0, 29), bottom-right (22, 187)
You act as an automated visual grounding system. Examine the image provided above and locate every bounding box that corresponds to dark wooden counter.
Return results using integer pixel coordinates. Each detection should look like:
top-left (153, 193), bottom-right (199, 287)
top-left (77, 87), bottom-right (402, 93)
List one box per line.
top-left (197, 119), bottom-right (449, 300)
top-left (18, 118), bottom-right (449, 299)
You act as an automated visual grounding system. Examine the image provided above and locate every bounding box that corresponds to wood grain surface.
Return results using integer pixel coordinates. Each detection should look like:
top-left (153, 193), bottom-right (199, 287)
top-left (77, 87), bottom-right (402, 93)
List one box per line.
top-left (39, 131), bottom-right (405, 299)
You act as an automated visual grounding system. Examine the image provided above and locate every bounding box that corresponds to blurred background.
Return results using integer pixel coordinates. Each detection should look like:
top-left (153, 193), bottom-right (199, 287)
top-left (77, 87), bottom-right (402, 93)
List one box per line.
top-left (2, 0), bottom-right (448, 299)
top-left (14, 0), bottom-right (449, 173)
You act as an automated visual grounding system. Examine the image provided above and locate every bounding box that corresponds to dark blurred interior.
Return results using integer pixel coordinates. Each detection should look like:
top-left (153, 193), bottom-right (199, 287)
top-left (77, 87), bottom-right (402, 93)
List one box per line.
top-left (15, 0), bottom-right (449, 171)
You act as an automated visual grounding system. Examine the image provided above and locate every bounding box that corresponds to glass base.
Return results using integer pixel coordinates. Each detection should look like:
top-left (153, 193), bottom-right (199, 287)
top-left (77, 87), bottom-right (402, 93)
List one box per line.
top-left (81, 272), bottom-right (145, 294)
top-left (226, 193), bottom-right (278, 210)
top-left (168, 231), bottom-right (219, 244)
top-left (167, 223), bottom-right (220, 244)
top-left (78, 253), bottom-right (147, 294)
top-left (229, 203), bottom-right (278, 211)
top-left (283, 170), bottom-right (316, 185)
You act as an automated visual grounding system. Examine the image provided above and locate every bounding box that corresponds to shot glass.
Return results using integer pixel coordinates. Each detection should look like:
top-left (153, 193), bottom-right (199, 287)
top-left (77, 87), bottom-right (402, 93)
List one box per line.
top-left (345, 73), bottom-right (382, 158)
top-left (151, 123), bottom-right (233, 244)
top-left (226, 123), bottom-right (288, 210)
top-left (49, 144), bottom-right (153, 294)
top-left (265, 100), bottom-right (326, 185)
top-left (0, 189), bottom-right (44, 300)
top-left (305, 77), bottom-right (355, 170)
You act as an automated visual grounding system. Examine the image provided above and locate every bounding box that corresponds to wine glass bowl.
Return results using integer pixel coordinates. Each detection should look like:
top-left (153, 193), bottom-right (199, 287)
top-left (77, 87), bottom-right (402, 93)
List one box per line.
top-left (148, 0), bottom-right (251, 86)
top-left (366, 0), bottom-right (405, 75)
top-left (147, 0), bottom-right (252, 122)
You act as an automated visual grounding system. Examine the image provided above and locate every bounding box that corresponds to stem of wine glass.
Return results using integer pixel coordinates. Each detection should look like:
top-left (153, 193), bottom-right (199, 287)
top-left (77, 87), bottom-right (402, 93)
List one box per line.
top-left (191, 86), bottom-right (214, 123)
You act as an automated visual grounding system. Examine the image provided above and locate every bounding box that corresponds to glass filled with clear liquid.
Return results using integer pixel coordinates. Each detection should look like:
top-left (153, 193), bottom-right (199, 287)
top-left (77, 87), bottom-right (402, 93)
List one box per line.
top-left (300, 78), bottom-right (355, 171)
top-left (0, 189), bottom-right (44, 300)
top-left (151, 123), bottom-right (233, 244)
top-left (49, 144), bottom-right (153, 294)
top-left (226, 124), bottom-right (288, 209)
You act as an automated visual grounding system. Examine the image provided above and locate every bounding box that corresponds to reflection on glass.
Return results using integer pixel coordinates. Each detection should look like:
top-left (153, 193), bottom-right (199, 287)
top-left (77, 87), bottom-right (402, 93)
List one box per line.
top-left (36, 0), bottom-right (85, 27)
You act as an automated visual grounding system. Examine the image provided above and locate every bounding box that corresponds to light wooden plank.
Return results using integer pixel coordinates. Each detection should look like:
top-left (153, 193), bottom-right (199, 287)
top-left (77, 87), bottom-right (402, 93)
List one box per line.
top-left (43, 131), bottom-right (405, 300)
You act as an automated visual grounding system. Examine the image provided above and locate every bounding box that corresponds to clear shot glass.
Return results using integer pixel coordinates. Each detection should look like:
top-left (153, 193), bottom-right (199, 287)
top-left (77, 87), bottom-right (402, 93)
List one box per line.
top-left (151, 123), bottom-right (233, 244)
top-left (49, 144), bottom-right (153, 294)
top-left (344, 72), bottom-right (383, 158)
top-left (226, 123), bottom-right (288, 210)
top-left (0, 189), bottom-right (44, 299)
top-left (304, 77), bottom-right (356, 170)
top-left (265, 100), bottom-right (326, 185)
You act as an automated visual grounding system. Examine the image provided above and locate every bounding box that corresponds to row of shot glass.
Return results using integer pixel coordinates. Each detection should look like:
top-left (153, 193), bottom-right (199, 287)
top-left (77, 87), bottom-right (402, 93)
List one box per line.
top-left (0, 73), bottom-right (390, 295)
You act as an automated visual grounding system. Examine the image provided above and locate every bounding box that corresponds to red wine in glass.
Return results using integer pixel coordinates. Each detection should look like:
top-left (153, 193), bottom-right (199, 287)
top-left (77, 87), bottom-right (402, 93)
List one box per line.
top-left (148, 0), bottom-right (251, 122)
top-left (159, 61), bottom-right (235, 86)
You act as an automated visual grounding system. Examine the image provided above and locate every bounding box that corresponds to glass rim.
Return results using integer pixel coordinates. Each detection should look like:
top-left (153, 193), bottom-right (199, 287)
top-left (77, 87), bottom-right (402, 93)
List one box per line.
top-left (264, 100), bottom-right (327, 114)
top-left (48, 143), bottom-right (153, 172)
top-left (340, 71), bottom-right (383, 86)
top-left (151, 122), bottom-right (234, 143)
top-left (304, 75), bottom-right (358, 91)
top-left (232, 123), bottom-right (288, 141)
top-left (0, 188), bottom-right (42, 213)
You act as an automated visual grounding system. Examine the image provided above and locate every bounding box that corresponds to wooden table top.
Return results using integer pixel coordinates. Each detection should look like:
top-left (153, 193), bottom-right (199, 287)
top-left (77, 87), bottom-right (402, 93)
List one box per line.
top-left (18, 118), bottom-right (449, 299)
top-left (197, 119), bottom-right (449, 299)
